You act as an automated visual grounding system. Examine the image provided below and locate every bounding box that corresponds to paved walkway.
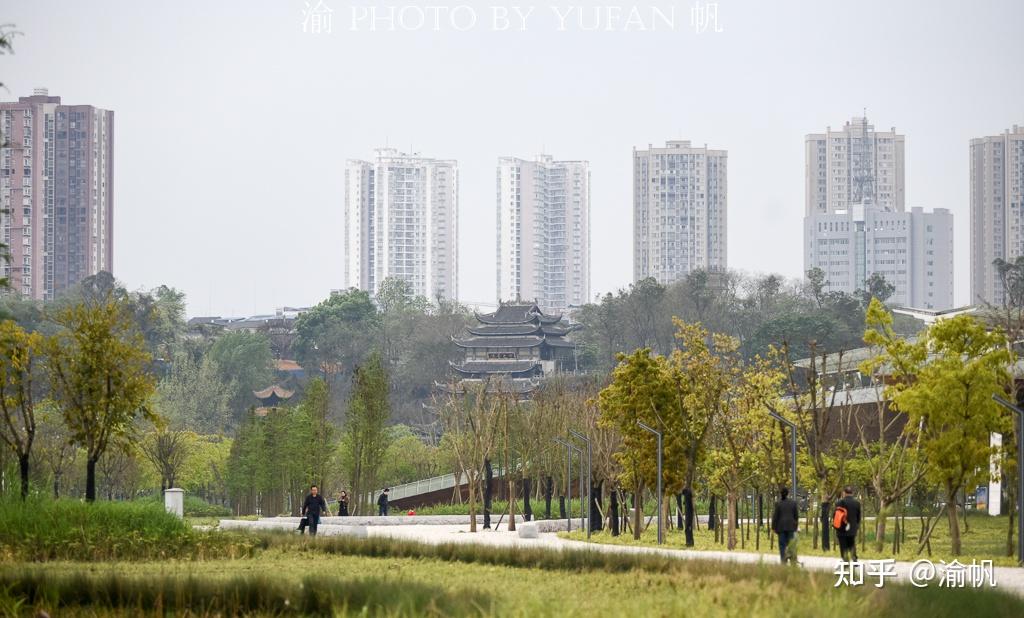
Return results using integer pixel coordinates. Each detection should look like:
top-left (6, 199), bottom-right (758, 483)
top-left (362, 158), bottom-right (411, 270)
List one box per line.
top-left (219, 518), bottom-right (1024, 597)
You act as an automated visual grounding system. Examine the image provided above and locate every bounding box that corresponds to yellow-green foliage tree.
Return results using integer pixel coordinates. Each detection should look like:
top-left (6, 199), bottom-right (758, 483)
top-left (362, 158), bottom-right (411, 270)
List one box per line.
top-left (705, 358), bottom-right (783, 549)
top-left (0, 320), bottom-right (45, 498)
top-left (859, 299), bottom-right (928, 551)
top-left (893, 313), bottom-right (1011, 555)
top-left (667, 319), bottom-right (738, 545)
top-left (48, 298), bottom-right (156, 502)
top-left (598, 349), bottom-right (686, 540)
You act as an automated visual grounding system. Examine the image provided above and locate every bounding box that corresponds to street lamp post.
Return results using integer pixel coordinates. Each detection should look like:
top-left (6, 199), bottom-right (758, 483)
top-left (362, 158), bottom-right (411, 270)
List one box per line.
top-left (637, 421), bottom-right (663, 545)
top-left (769, 411), bottom-right (797, 502)
top-left (554, 438), bottom-right (582, 533)
top-left (569, 430), bottom-right (592, 538)
top-left (991, 395), bottom-right (1024, 566)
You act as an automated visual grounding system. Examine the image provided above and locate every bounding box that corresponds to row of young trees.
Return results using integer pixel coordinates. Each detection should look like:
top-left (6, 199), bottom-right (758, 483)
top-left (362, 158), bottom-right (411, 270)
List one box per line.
top-left (431, 301), bottom-right (1019, 559)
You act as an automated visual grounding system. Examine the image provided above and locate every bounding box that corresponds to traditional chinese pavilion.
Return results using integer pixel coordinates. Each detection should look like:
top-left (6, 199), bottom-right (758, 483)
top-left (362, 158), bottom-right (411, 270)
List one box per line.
top-left (439, 302), bottom-right (579, 395)
top-left (252, 385), bottom-right (294, 416)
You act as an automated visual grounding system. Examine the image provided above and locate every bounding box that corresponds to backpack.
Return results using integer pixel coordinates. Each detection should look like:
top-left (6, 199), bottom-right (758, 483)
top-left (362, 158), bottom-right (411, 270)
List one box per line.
top-left (832, 505), bottom-right (848, 530)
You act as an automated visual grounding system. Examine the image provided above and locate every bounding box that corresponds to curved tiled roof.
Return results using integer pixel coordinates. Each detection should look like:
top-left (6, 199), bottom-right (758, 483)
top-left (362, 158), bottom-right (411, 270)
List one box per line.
top-left (253, 385), bottom-right (294, 399)
top-left (475, 303), bottom-right (563, 325)
top-left (451, 360), bottom-right (542, 375)
top-left (453, 335), bottom-right (545, 348)
top-left (466, 323), bottom-right (542, 336)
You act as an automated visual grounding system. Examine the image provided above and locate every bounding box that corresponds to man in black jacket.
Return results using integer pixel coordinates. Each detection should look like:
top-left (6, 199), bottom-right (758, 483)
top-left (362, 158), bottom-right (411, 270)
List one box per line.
top-left (301, 485), bottom-right (329, 536)
top-left (377, 487), bottom-right (390, 516)
top-left (771, 487), bottom-right (799, 564)
top-left (835, 486), bottom-right (862, 562)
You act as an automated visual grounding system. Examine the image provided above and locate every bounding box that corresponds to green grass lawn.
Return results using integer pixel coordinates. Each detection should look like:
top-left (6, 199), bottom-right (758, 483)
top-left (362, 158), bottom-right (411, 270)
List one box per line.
top-left (562, 513), bottom-right (1020, 567)
top-left (3, 541), bottom-right (1022, 617)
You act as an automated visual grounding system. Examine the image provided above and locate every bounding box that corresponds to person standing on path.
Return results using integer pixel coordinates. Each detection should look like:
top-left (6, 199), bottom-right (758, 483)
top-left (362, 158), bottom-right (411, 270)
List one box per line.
top-left (301, 484), bottom-right (329, 536)
top-left (377, 487), bottom-right (390, 516)
top-left (337, 490), bottom-right (349, 516)
top-left (834, 486), bottom-right (862, 562)
top-left (771, 487), bottom-right (799, 564)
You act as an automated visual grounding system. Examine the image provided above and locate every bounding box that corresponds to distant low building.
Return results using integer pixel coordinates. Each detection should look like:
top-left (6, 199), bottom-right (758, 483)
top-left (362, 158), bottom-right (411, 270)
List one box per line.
top-left (804, 202), bottom-right (954, 309)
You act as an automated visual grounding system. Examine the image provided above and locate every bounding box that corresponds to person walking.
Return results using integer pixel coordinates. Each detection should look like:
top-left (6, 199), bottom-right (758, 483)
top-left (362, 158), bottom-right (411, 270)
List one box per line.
top-left (301, 484), bottom-right (329, 536)
top-left (377, 487), bottom-right (390, 516)
top-left (834, 486), bottom-right (862, 562)
top-left (771, 487), bottom-right (799, 564)
top-left (337, 490), bottom-right (349, 516)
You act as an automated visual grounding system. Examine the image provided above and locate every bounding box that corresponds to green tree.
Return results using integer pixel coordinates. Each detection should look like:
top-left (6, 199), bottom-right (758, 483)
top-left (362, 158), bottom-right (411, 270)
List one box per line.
top-left (47, 297), bottom-right (157, 502)
top-left (293, 289), bottom-right (379, 377)
top-left (0, 320), bottom-right (44, 498)
top-left (340, 353), bottom-right (391, 514)
top-left (158, 349), bottom-right (233, 433)
top-left (207, 331), bottom-right (273, 425)
top-left (893, 314), bottom-right (1011, 555)
top-left (299, 377), bottom-right (336, 489)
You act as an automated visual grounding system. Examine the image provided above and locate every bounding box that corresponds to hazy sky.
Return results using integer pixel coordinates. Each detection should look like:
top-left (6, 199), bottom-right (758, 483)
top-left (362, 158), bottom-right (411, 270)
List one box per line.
top-left (4, 0), bottom-right (1022, 316)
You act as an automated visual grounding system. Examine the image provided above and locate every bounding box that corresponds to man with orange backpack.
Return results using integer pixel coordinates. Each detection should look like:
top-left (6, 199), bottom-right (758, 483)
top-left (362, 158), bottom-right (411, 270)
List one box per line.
top-left (833, 486), bottom-right (862, 562)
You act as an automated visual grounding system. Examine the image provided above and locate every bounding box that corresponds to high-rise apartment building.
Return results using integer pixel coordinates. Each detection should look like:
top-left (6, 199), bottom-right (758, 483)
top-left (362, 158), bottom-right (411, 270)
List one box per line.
top-left (804, 203), bottom-right (953, 310)
top-left (805, 116), bottom-right (905, 215)
top-left (970, 125), bottom-right (1024, 306)
top-left (633, 140), bottom-right (727, 284)
top-left (496, 155), bottom-right (589, 312)
top-left (344, 148), bottom-right (458, 301)
top-left (1, 89), bottom-right (114, 300)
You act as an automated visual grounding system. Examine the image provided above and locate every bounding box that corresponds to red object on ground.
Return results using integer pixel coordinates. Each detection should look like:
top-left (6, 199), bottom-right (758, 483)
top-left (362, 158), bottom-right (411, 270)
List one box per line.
top-left (407, 510), bottom-right (416, 516)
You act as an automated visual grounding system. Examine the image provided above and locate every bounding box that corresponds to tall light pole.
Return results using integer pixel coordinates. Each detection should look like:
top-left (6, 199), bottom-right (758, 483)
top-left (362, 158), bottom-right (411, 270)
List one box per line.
top-left (554, 438), bottom-right (581, 533)
top-left (991, 395), bottom-right (1024, 566)
top-left (637, 421), bottom-right (663, 545)
top-left (769, 411), bottom-right (797, 502)
top-left (570, 430), bottom-right (592, 538)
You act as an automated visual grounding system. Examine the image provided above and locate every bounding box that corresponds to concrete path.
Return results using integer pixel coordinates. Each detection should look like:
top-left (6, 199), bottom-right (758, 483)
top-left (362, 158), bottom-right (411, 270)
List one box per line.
top-left (218, 518), bottom-right (1024, 597)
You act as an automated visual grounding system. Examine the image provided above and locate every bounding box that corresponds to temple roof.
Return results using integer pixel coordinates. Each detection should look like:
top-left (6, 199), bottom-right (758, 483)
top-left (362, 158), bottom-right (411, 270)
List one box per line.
top-left (475, 303), bottom-right (563, 325)
top-left (467, 323), bottom-right (542, 336)
top-left (451, 360), bottom-right (541, 375)
top-left (253, 385), bottom-right (294, 400)
top-left (453, 335), bottom-right (545, 348)
top-left (465, 323), bottom-right (578, 337)
top-left (253, 386), bottom-right (294, 410)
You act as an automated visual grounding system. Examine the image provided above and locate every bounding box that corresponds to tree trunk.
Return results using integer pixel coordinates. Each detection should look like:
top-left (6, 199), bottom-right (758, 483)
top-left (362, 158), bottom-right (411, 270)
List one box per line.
top-left (86, 457), bottom-right (98, 502)
top-left (590, 480), bottom-right (602, 532)
top-left (483, 459), bottom-right (493, 529)
top-left (558, 495), bottom-right (566, 519)
top-left (675, 493), bottom-right (683, 529)
top-left (544, 475), bottom-right (553, 520)
top-left (468, 475), bottom-right (478, 533)
top-left (726, 492), bottom-right (738, 550)
top-left (819, 501), bottom-right (831, 551)
top-left (874, 499), bottom-right (890, 552)
top-left (632, 487), bottom-right (642, 541)
top-left (19, 454), bottom-right (29, 500)
top-left (683, 488), bottom-right (695, 547)
top-left (610, 488), bottom-right (620, 536)
top-left (708, 494), bottom-right (717, 531)
top-left (946, 483), bottom-right (962, 555)
top-left (523, 478), bottom-right (533, 522)
top-left (508, 475), bottom-right (517, 532)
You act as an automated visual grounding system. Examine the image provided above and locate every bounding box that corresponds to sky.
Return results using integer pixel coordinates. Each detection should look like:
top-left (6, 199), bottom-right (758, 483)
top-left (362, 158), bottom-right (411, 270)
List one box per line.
top-left (3, 0), bottom-right (1022, 317)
